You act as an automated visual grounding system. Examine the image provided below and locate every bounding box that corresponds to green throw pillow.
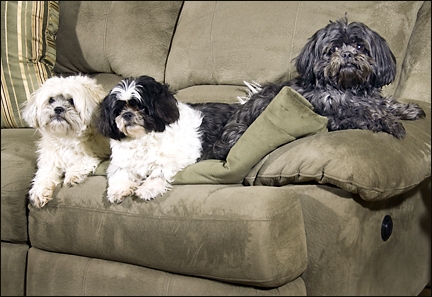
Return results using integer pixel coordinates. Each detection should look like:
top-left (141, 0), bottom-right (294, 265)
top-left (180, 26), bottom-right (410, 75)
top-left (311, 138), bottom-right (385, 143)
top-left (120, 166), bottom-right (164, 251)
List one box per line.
top-left (1, 1), bottom-right (59, 128)
top-left (173, 86), bottom-right (329, 184)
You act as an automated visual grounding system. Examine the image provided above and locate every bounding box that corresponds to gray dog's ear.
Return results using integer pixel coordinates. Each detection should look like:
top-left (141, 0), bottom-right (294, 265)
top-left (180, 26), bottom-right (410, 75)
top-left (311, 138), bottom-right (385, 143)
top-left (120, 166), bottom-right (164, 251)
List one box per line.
top-left (363, 26), bottom-right (396, 88)
top-left (294, 30), bottom-right (322, 85)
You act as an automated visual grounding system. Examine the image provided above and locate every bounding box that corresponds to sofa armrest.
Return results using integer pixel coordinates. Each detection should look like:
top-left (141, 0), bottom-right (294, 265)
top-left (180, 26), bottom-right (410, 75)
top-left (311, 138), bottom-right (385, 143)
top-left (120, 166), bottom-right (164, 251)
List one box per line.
top-left (245, 100), bottom-right (431, 201)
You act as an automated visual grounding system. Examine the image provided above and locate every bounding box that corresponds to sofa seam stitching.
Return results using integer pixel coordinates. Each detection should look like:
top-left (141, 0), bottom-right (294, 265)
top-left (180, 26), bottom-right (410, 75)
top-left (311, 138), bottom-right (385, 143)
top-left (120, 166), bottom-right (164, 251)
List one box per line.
top-left (40, 205), bottom-right (285, 221)
top-left (102, 1), bottom-right (113, 73)
top-left (288, 2), bottom-right (301, 79)
top-left (82, 257), bottom-right (92, 295)
top-left (252, 172), bottom-right (431, 193)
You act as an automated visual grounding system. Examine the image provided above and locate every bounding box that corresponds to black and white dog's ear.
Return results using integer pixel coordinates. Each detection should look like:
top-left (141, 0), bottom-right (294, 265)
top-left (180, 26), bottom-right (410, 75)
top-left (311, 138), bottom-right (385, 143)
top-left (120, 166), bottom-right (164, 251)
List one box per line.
top-left (153, 83), bottom-right (179, 126)
top-left (135, 76), bottom-right (179, 132)
top-left (98, 93), bottom-right (126, 141)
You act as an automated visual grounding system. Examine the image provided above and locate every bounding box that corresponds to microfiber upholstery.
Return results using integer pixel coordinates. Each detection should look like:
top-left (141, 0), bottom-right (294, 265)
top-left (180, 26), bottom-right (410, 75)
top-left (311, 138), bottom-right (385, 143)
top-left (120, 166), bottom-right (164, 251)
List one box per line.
top-left (26, 247), bottom-right (307, 296)
top-left (29, 181), bottom-right (307, 288)
top-left (2, 1), bottom-right (431, 295)
top-left (1, 242), bottom-right (28, 296)
top-left (53, 1), bottom-right (183, 82)
top-left (165, 1), bottom-right (423, 96)
top-left (1, 129), bottom-right (40, 243)
top-left (244, 100), bottom-right (431, 201)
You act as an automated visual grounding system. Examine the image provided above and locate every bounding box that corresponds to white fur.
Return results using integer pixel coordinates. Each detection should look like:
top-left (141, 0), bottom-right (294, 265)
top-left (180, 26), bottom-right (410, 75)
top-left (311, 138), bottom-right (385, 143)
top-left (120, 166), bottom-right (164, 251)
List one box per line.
top-left (22, 75), bottom-right (111, 208)
top-left (237, 80), bottom-right (262, 104)
top-left (106, 102), bottom-right (203, 203)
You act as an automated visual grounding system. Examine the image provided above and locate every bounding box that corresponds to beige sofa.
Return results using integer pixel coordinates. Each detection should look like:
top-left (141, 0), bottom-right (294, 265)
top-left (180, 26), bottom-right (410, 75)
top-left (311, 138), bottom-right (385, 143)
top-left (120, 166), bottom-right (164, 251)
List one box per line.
top-left (1, 1), bottom-right (431, 295)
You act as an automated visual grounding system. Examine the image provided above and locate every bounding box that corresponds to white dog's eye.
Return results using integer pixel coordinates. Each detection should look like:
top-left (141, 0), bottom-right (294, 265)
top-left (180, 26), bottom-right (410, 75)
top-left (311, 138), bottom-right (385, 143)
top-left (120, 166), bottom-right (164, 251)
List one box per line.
top-left (68, 98), bottom-right (74, 106)
top-left (48, 97), bottom-right (55, 104)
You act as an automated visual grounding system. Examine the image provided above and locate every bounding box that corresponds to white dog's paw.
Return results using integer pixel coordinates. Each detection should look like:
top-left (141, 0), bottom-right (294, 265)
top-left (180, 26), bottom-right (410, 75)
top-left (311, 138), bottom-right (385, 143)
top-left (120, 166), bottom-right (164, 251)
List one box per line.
top-left (135, 178), bottom-right (170, 201)
top-left (64, 172), bottom-right (88, 187)
top-left (107, 186), bottom-right (134, 204)
top-left (28, 185), bottom-right (55, 208)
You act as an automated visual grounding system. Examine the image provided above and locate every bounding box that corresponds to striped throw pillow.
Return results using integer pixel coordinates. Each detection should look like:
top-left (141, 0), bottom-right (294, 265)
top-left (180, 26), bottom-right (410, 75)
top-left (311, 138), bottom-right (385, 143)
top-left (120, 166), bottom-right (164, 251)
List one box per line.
top-left (1, 1), bottom-right (59, 128)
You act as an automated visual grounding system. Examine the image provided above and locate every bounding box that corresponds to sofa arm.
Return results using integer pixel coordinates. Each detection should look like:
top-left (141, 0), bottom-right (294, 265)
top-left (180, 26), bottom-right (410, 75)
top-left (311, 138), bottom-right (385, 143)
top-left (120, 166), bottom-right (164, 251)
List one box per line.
top-left (1, 129), bottom-right (40, 243)
top-left (245, 100), bottom-right (431, 201)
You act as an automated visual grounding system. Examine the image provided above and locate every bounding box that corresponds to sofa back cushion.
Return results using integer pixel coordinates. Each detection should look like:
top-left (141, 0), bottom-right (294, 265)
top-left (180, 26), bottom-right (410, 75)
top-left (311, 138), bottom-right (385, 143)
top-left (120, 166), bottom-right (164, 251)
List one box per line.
top-left (53, 1), bottom-right (183, 82)
top-left (165, 1), bottom-right (423, 98)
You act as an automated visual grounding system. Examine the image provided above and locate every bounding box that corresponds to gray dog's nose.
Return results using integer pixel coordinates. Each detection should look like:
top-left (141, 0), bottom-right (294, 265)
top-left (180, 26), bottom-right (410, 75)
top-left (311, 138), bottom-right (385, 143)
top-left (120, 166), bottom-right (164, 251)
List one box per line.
top-left (342, 51), bottom-right (353, 59)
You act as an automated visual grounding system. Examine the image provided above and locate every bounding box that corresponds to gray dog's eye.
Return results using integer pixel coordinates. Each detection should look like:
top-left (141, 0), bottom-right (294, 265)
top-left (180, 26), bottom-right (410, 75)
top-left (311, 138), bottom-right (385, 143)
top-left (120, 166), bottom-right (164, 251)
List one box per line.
top-left (48, 97), bottom-right (55, 104)
top-left (330, 46), bottom-right (339, 53)
top-left (68, 98), bottom-right (74, 106)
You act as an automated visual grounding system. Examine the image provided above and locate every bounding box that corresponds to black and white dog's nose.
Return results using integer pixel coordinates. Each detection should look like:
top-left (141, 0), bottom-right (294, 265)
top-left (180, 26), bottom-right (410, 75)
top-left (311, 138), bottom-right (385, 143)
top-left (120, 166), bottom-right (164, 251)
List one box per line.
top-left (123, 111), bottom-right (134, 121)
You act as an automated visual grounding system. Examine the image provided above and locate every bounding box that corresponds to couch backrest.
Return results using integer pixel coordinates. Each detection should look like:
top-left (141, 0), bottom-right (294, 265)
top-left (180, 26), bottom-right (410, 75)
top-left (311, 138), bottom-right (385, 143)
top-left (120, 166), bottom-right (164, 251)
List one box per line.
top-left (165, 1), bottom-right (428, 99)
top-left (53, 1), bottom-right (183, 83)
top-left (54, 1), bottom-right (430, 103)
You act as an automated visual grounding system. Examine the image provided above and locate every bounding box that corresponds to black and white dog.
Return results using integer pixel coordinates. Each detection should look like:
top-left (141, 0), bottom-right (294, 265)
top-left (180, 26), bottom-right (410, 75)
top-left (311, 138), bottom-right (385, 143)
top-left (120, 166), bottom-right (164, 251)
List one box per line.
top-left (97, 76), bottom-right (236, 203)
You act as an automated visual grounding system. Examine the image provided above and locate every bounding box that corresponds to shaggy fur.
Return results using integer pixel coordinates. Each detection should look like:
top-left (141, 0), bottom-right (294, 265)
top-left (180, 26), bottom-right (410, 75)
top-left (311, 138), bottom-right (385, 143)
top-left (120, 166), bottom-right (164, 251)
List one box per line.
top-left (22, 75), bottom-right (111, 208)
top-left (203, 17), bottom-right (426, 161)
top-left (98, 76), bottom-right (236, 203)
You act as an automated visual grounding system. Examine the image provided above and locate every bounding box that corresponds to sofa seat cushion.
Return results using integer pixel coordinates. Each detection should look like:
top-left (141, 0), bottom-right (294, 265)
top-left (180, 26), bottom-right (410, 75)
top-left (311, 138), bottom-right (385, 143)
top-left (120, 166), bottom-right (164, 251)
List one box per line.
top-left (28, 180), bottom-right (307, 288)
top-left (1, 129), bottom-right (40, 242)
top-left (27, 247), bottom-right (307, 295)
top-left (245, 100), bottom-right (431, 201)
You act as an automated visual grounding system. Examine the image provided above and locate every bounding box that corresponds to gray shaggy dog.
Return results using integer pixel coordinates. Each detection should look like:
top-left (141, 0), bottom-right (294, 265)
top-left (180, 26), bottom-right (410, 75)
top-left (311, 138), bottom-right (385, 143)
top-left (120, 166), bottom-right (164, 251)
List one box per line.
top-left (200, 17), bottom-right (425, 161)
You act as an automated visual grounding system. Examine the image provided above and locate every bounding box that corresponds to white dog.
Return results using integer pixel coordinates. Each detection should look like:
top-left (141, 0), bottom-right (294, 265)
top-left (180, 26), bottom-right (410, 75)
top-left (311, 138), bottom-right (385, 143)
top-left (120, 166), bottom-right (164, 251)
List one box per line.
top-left (22, 75), bottom-right (111, 208)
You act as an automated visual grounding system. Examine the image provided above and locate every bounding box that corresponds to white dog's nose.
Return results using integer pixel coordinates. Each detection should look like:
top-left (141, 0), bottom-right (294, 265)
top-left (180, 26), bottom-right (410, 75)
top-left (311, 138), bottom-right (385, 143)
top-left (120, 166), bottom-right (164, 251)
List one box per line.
top-left (54, 106), bottom-right (64, 114)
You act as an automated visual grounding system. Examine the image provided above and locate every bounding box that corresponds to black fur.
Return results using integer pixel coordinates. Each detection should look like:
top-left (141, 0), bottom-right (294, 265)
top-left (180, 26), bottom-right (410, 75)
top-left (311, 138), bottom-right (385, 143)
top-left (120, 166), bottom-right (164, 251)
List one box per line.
top-left (203, 17), bottom-right (425, 161)
top-left (188, 102), bottom-right (238, 161)
top-left (98, 76), bottom-right (179, 140)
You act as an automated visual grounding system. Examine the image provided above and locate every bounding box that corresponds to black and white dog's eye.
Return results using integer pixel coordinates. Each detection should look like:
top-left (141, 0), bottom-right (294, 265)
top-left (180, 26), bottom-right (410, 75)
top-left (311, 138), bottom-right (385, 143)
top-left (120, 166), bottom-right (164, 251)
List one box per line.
top-left (356, 44), bottom-right (363, 50)
top-left (68, 98), bottom-right (74, 106)
top-left (48, 97), bottom-right (55, 104)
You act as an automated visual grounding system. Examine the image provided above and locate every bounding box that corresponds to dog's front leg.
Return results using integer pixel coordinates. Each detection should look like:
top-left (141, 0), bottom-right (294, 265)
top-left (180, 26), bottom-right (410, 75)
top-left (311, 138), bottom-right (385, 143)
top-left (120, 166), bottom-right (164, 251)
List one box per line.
top-left (64, 155), bottom-right (101, 187)
top-left (29, 165), bottom-right (62, 208)
top-left (135, 169), bottom-right (171, 201)
top-left (106, 168), bottom-right (137, 204)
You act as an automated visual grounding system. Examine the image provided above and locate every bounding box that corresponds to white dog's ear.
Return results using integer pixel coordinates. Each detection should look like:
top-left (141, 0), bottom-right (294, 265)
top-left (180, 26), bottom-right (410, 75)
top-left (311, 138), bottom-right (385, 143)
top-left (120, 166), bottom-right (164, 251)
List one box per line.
top-left (69, 76), bottom-right (107, 127)
top-left (21, 88), bottom-right (41, 128)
